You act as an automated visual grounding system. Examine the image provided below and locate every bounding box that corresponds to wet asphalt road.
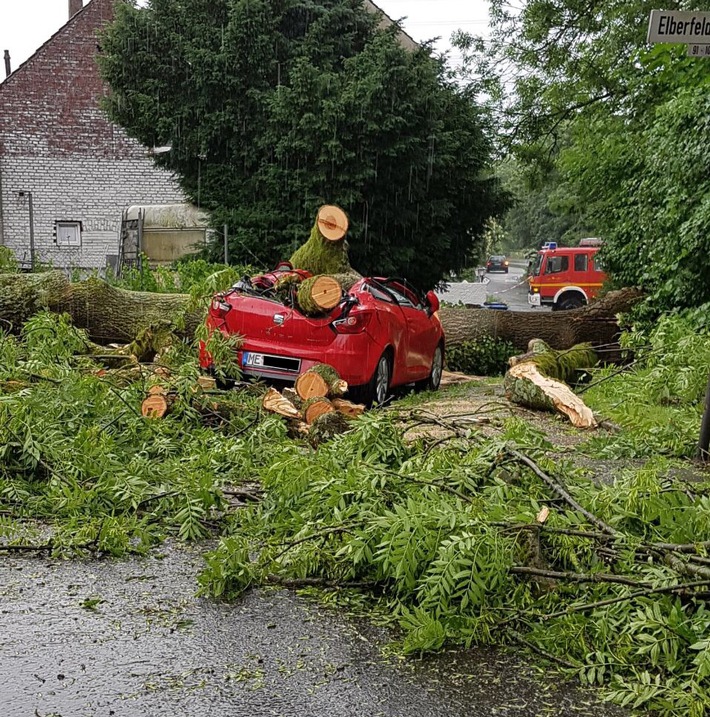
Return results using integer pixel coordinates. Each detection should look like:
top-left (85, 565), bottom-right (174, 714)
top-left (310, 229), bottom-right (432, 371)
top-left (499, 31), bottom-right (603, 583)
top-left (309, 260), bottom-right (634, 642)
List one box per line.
top-left (484, 261), bottom-right (550, 313)
top-left (0, 545), bottom-right (625, 717)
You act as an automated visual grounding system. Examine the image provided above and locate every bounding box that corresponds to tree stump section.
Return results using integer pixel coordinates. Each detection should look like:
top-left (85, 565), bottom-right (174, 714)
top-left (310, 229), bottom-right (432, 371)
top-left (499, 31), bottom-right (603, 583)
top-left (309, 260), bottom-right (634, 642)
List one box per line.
top-left (141, 388), bottom-right (174, 419)
top-left (303, 397), bottom-right (335, 424)
top-left (297, 276), bottom-right (342, 315)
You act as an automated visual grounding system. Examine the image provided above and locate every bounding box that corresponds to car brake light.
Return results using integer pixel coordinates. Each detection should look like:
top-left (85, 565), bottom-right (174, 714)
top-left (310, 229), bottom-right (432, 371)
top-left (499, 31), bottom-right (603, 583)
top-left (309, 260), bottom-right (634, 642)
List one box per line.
top-left (332, 311), bottom-right (373, 334)
top-left (210, 298), bottom-right (231, 317)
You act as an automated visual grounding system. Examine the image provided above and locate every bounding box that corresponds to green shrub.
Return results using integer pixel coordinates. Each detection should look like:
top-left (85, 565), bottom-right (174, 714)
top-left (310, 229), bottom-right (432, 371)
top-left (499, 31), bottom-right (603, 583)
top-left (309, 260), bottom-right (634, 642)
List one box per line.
top-left (445, 336), bottom-right (517, 376)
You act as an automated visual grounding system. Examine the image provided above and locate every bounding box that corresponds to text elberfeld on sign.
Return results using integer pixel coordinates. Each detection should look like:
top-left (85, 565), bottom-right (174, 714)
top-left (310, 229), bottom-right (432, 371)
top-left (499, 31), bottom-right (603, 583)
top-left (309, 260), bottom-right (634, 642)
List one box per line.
top-left (647, 10), bottom-right (710, 44)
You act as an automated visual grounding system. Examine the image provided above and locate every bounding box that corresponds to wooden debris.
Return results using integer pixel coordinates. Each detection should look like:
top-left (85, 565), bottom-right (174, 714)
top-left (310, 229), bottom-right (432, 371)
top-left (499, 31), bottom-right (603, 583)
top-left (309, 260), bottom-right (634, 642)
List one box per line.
top-left (303, 397), bottom-right (336, 425)
top-left (197, 375), bottom-right (217, 391)
top-left (505, 362), bottom-right (597, 428)
top-left (331, 398), bottom-right (366, 418)
top-left (262, 387), bottom-right (302, 419)
top-left (141, 392), bottom-right (173, 418)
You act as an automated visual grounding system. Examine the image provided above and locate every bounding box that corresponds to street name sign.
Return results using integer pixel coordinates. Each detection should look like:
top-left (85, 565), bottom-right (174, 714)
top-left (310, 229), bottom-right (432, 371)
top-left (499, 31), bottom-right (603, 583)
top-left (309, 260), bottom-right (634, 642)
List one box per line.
top-left (647, 10), bottom-right (710, 44)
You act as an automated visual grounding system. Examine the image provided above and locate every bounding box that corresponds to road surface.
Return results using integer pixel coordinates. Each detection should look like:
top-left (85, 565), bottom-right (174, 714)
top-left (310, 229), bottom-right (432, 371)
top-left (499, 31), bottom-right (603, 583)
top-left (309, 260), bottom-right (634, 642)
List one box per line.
top-left (437, 261), bottom-right (550, 312)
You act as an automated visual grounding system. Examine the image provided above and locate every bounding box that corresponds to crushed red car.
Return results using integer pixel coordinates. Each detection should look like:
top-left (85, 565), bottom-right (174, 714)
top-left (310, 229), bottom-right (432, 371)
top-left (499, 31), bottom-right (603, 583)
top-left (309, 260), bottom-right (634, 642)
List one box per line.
top-left (200, 264), bottom-right (445, 405)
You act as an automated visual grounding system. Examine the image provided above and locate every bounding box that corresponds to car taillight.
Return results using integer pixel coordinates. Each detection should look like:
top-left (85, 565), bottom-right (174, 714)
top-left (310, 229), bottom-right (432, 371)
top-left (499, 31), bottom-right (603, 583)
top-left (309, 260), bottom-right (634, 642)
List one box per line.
top-left (332, 311), bottom-right (373, 334)
top-left (210, 298), bottom-right (231, 317)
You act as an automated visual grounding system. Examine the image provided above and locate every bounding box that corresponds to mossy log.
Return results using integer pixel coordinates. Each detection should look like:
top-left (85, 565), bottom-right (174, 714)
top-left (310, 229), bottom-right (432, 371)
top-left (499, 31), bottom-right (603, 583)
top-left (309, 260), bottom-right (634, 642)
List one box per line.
top-left (290, 211), bottom-right (352, 277)
top-left (297, 275), bottom-right (342, 316)
top-left (439, 288), bottom-right (643, 353)
top-left (295, 364), bottom-right (348, 400)
top-left (0, 271), bottom-right (202, 344)
top-left (308, 411), bottom-right (352, 446)
top-left (0, 274), bottom-right (641, 353)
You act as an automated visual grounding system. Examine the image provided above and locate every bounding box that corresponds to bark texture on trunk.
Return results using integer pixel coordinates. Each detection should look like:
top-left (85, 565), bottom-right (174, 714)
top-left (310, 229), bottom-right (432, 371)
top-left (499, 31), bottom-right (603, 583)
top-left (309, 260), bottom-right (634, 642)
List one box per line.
top-left (0, 272), bottom-right (202, 343)
top-left (0, 273), bottom-right (642, 351)
top-left (439, 288), bottom-right (642, 351)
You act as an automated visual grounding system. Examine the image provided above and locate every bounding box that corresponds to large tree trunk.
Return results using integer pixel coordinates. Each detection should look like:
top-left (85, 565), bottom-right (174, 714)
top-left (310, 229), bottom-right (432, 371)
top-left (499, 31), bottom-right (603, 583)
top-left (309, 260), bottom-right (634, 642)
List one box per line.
top-left (0, 272), bottom-right (642, 351)
top-left (1, 271), bottom-right (202, 343)
top-left (439, 288), bottom-right (643, 352)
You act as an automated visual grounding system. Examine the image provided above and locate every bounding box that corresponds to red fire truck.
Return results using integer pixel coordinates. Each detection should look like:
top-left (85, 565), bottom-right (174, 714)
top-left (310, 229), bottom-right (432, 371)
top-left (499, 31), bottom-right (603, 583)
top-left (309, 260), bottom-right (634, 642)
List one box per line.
top-left (528, 240), bottom-right (607, 311)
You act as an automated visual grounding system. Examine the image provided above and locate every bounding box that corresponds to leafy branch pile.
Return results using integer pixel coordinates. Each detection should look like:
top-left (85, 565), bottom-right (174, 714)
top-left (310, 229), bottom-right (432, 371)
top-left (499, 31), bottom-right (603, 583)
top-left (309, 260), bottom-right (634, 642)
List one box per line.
top-left (199, 409), bottom-right (710, 716)
top-left (583, 309), bottom-right (710, 458)
top-left (0, 312), bottom-right (277, 554)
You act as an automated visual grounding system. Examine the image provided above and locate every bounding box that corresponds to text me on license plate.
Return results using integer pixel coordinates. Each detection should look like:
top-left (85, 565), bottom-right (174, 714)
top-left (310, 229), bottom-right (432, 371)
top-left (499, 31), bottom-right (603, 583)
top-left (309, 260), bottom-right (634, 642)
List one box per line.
top-left (242, 352), bottom-right (265, 367)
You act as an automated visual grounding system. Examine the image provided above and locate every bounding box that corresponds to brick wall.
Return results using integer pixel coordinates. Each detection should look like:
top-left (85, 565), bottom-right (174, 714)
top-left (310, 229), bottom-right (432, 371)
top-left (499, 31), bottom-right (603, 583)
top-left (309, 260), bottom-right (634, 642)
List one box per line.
top-left (0, 0), bottom-right (186, 270)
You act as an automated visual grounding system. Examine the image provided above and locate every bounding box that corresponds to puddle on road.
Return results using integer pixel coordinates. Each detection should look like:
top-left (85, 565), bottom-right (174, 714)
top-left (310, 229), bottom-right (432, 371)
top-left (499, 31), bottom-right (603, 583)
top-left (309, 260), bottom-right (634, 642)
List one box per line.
top-left (0, 544), bottom-right (624, 717)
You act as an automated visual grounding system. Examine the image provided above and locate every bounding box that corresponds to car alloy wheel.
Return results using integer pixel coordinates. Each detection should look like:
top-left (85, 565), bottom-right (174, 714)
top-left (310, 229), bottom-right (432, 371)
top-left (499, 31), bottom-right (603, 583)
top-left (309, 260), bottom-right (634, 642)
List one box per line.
top-left (430, 345), bottom-right (443, 390)
top-left (374, 354), bottom-right (390, 405)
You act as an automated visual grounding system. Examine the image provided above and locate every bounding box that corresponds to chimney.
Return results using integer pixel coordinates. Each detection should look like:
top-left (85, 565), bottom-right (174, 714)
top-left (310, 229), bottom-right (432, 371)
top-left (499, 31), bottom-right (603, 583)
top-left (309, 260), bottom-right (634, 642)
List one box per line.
top-left (69, 0), bottom-right (83, 19)
top-left (3, 50), bottom-right (10, 78)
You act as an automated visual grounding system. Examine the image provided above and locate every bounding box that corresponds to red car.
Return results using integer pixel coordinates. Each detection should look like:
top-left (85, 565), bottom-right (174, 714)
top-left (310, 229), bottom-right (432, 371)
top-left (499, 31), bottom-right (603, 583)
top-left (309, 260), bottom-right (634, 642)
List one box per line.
top-left (200, 265), bottom-right (445, 405)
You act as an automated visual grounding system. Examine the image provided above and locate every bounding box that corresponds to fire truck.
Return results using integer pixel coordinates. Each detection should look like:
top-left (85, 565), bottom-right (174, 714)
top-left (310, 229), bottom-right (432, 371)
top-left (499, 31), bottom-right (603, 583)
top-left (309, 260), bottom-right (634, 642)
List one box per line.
top-left (528, 240), bottom-right (607, 311)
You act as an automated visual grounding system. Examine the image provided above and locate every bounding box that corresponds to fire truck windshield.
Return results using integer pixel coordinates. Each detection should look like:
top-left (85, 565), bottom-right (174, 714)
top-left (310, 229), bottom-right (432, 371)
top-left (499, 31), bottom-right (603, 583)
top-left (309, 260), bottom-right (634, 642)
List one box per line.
top-left (531, 253), bottom-right (543, 276)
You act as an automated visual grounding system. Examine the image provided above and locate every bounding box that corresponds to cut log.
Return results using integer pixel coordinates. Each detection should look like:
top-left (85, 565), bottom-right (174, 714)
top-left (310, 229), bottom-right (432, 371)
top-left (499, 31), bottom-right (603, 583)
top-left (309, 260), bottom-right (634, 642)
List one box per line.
top-left (331, 398), bottom-right (366, 418)
top-left (303, 397), bottom-right (335, 425)
top-left (142, 392), bottom-right (173, 418)
top-left (297, 275), bottom-right (342, 315)
top-left (197, 375), bottom-right (217, 391)
top-left (504, 362), bottom-right (597, 428)
top-left (295, 364), bottom-right (348, 400)
top-left (262, 387), bottom-right (302, 419)
top-left (295, 371), bottom-right (329, 400)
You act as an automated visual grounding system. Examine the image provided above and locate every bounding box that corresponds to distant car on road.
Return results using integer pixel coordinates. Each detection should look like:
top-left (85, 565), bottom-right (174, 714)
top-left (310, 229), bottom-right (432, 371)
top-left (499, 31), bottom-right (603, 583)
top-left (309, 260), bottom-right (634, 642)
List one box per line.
top-left (200, 266), bottom-right (445, 406)
top-left (486, 255), bottom-right (509, 273)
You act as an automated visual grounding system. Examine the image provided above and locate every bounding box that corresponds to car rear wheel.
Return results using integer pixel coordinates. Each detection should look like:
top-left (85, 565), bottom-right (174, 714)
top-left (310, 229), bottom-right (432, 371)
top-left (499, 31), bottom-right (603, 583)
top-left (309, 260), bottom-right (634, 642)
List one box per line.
top-left (349, 352), bottom-right (391, 407)
top-left (415, 344), bottom-right (444, 393)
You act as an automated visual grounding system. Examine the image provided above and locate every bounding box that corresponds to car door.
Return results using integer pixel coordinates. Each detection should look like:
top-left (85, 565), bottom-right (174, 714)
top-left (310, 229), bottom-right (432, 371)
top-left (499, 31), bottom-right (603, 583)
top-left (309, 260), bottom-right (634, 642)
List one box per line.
top-left (381, 280), bottom-right (439, 381)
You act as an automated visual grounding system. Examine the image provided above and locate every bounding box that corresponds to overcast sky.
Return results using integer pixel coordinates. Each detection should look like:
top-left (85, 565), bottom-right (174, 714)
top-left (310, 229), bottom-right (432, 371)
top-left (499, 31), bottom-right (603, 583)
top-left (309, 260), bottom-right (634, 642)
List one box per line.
top-left (0, 0), bottom-right (489, 75)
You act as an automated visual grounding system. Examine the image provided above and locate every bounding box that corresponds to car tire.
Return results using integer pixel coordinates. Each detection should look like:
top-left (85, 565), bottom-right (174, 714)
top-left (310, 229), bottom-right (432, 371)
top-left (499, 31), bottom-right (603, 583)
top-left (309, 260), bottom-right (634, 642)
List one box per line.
top-left (554, 294), bottom-right (585, 311)
top-left (415, 344), bottom-right (444, 393)
top-left (349, 351), bottom-right (392, 407)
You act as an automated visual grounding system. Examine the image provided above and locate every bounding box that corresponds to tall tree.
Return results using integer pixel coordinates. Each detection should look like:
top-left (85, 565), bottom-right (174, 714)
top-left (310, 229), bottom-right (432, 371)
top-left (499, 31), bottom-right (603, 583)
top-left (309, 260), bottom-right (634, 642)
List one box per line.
top-left (98, 0), bottom-right (506, 289)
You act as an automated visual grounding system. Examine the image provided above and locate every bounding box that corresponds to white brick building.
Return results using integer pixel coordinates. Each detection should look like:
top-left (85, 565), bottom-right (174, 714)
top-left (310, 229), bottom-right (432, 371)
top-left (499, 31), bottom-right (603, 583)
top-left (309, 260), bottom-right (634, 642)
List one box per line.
top-left (0, 0), bottom-right (186, 271)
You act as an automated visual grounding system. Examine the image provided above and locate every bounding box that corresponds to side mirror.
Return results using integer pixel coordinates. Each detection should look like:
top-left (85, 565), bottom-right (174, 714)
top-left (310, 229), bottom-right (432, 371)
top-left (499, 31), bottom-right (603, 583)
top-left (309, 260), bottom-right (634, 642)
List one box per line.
top-left (425, 290), bottom-right (440, 314)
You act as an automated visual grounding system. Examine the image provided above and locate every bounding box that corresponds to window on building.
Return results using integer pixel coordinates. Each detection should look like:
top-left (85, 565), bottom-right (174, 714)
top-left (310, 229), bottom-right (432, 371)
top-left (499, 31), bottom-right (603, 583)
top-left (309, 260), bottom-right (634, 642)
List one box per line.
top-left (56, 221), bottom-right (82, 247)
top-left (545, 256), bottom-right (569, 274)
top-left (574, 254), bottom-right (588, 272)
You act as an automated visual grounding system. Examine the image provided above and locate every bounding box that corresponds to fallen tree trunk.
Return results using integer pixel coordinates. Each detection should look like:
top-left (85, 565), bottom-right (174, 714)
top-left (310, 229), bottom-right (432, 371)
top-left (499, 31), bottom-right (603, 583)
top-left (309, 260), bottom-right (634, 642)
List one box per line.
top-left (0, 273), bottom-right (642, 351)
top-left (439, 288), bottom-right (643, 352)
top-left (0, 271), bottom-right (203, 343)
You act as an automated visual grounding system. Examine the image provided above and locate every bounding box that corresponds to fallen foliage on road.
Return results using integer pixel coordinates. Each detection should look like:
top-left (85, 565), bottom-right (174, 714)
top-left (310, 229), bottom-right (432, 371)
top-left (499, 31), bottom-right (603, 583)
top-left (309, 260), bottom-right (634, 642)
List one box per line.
top-left (2, 303), bottom-right (710, 716)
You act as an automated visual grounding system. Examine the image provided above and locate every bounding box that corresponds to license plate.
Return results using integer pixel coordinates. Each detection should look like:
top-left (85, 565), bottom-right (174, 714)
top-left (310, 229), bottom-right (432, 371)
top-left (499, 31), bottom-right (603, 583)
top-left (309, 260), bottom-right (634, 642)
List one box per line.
top-left (242, 352), bottom-right (265, 367)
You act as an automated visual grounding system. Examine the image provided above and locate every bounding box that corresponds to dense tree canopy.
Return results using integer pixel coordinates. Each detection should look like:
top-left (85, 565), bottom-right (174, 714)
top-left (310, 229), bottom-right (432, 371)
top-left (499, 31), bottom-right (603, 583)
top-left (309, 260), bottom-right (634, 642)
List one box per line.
top-left (457, 0), bottom-right (710, 311)
top-left (99, 0), bottom-right (506, 289)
